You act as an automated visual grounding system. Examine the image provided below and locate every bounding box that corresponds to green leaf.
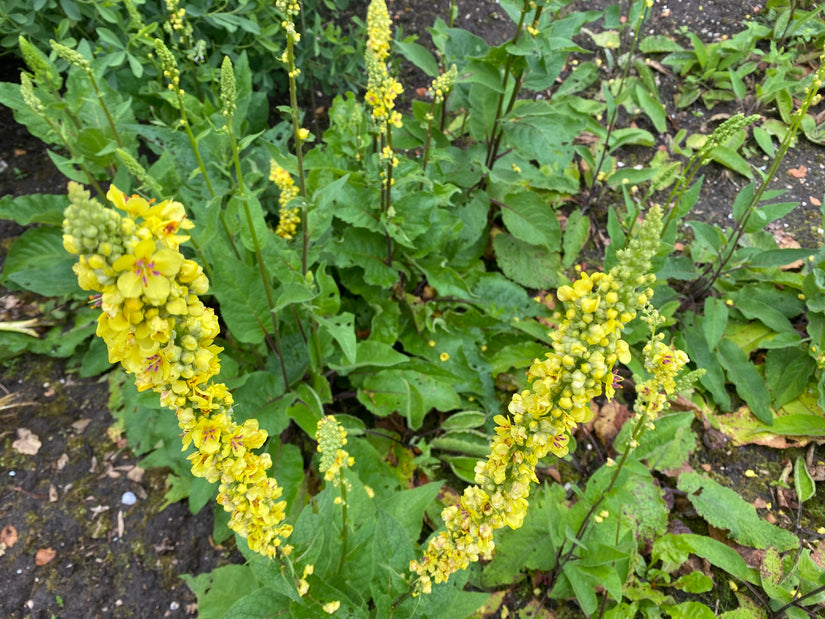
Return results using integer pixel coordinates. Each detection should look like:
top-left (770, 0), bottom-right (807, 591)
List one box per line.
top-left (211, 256), bottom-right (271, 344)
top-left (500, 190), bottom-right (561, 250)
top-left (608, 127), bottom-right (655, 151)
top-left (751, 414), bottom-right (825, 438)
top-left (652, 533), bottom-right (759, 584)
top-left (2, 227), bottom-right (80, 296)
top-left (666, 602), bottom-right (716, 619)
top-left (731, 295), bottom-right (796, 336)
top-left (716, 339), bottom-right (773, 425)
top-left (635, 83), bottom-right (667, 133)
top-left (273, 281), bottom-right (317, 312)
top-left (672, 571), bottom-right (713, 593)
top-left (678, 471), bottom-right (798, 551)
top-left (395, 40), bottom-right (439, 77)
top-left (0, 193), bottom-right (67, 226)
top-left (683, 325), bottom-right (731, 411)
top-left (753, 125), bottom-right (776, 157)
top-left (562, 209), bottom-right (590, 269)
top-left (378, 482), bottom-right (443, 542)
top-left (712, 145), bottom-right (752, 178)
top-left (765, 348), bottom-right (815, 409)
top-left (234, 194), bottom-right (270, 253)
top-left (315, 312), bottom-right (356, 364)
top-left (180, 565), bottom-right (260, 619)
top-left (430, 431), bottom-right (491, 458)
top-left (493, 232), bottom-right (560, 289)
top-left (703, 298), bottom-right (728, 349)
top-left (640, 35), bottom-right (685, 53)
top-left (794, 456), bottom-right (816, 503)
top-left (332, 227), bottom-right (398, 288)
top-left (440, 411), bottom-right (487, 431)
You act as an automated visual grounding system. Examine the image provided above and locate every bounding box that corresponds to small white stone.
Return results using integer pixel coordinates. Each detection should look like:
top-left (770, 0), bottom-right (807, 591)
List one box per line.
top-left (121, 491), bottom-right (137, 506)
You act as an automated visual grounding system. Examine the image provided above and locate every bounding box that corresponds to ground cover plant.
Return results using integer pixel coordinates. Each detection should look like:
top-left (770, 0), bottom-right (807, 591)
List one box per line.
top-left (1, 0), bottom-right (825, 616)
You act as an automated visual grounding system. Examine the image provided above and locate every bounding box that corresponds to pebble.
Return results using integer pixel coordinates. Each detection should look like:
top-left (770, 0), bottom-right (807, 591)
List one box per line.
top-left (121, 491), bottom-right (137, 506)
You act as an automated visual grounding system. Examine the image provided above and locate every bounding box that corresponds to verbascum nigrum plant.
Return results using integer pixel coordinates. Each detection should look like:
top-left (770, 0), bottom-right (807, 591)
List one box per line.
top-left (410, 204), bottom-right (691, 594)
top-left (62, 182), bottom-right (293, 558)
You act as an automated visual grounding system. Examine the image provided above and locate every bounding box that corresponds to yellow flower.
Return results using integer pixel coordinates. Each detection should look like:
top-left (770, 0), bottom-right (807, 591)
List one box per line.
top-left (113, 238), bottom-right (183, 305)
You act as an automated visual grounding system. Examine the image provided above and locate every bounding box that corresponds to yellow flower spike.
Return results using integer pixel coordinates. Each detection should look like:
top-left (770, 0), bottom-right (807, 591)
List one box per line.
top-left (64, 183), bottom-right (292, 559)
top-left (412, 205), bottom-right (691, 595)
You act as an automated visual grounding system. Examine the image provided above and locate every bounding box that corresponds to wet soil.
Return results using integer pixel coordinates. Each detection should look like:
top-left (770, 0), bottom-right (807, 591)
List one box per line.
top-left (0, 1), bottom-right (824, 618)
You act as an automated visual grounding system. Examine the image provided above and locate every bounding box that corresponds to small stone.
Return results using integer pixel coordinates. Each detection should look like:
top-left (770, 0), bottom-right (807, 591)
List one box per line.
top-left (121, 491), bottom-right (137, 506)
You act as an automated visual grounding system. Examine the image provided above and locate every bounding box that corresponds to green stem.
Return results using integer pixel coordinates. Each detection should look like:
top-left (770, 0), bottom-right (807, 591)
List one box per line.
top-left (692, 63), bottom-right (824, 298)
top-left (484, 1), bottom-right (530, 171)
top-left (44, 117), bottom-right (105, 197)
top-left (176, 91), bottom-right (216, 199)
top-left (421, 100), bottom-right (437, 177)
top-left (86, 70), bottom-right (124, 148)
top-left (337, 474), bottom-right (349, 574)
top-left (286, 32), bottom-right (308, 275)
top-left (227, 113), bottom-right (290, 387)
top-left (586, 0), bottom-right (649, 211)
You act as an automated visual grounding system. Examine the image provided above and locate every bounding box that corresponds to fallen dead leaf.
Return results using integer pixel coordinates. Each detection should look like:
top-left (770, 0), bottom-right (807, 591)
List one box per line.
top-left (35, 548), bottom-right (56, 566)
top-left (812, 540), bottom-right (825, 570)
top-left (1, 524), bottom-right (18, 547)
top-left (126, 465), bottom-right (145, 483)
top-left (594, 400), bottom-right (632, 445)
top-left (55, 453), bottom-right (69, 470)
top-left (788, 165), bottom-right (807, 179)
top-left (811, 196), bottom-right (822, 207)
top-left (71, 418), bottom-right (92, 433)
top-left (13, 148), bottom-right (27, 157)
top-left (700, 463), bottom-right (712, 472)
top-left (12, 428), bottom-right (41, 455)
top-left (753, 497), bottom-right (768, 509)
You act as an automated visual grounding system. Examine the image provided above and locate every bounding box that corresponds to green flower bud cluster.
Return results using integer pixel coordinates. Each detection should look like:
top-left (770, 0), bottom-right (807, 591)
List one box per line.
top-left (699, 113), bottom-right (759, 165)
top-left (220, 56), bottom-right (237, 120)
top-left (19, 36), bottom-right (56, 87)
top-left (50, 40), bottom-right (91, 73)
top-left (19, 73), bottom-right (44, 115)
top-left (62, 183), bottom-right (128, 261)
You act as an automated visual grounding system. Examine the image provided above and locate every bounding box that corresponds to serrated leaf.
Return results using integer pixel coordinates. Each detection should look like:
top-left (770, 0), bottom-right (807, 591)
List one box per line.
top-left (500, 191), bottom-right (561, 250)
top-left (211, 256), bottom-right (270, 344)
top-left (794, 456), bottom-right (816, 503)
top-left (493, 233), bottom-right (560, 289)
top-left (717, 339), bottom-right (772, 424)
top-left (678, 471), bottom-right (798, 551)
top-left (316, 312), bottom-right (356, 364)
top-left (0, 193), bottom-right (66, 226)
top-left (562, 209), bottom-right (590, 268)
top-left (395, 40), bottom-right (439, 77)
top-left (703, 298), bottom-right (728, 349)
top-left (2, 227), bottom-right (80, 296)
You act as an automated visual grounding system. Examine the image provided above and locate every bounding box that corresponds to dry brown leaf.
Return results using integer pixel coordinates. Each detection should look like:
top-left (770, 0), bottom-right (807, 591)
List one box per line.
top-left (1, 524), bottom-right (18, 547)
top-left (71, 418), bottom-right (92, 433)
top-left (788, 165), bottom-right (807, 179)
top-left (126, 466), bottom-right (145, 483)
top-left (812, 541), bottom-right (825, 570)
top-left (753, 497), bottom-right (768, 509)
top-left (811, 196), bottom-right (822, 207)
top-left (12, 428), bottom-right (41, 455)
top-left (35, 548), bottom-right (56, 566)
top-left (594, 400), bottom-right (632, 445)
top-left (56, 453), bottom-right (69, 471)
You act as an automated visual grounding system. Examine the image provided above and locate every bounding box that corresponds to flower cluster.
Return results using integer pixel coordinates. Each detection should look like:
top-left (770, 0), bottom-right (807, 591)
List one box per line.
top-left (62, 182), bottom-right (292, 558)
top-left (269, 160), bottom-right (301, 240)
top-left (428, 65), bottom-right (458, 105)
top-left (316, 415), bottom-right (353, 485)
top-left (364, 0), bottom-right (403, 131)
top-left (410, 204), bottom-right (688, 594)
top-left (276, 0), bottom-right (302, 78)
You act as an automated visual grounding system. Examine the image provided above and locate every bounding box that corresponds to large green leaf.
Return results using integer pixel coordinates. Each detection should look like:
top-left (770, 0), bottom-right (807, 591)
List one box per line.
top-left (210, 256), bottom-right (271, 344)
top-left (677, 472), bottom-right (797, 551)
top-left (500, 190), bottom-right (561, 250)
top-left (716, 339), bottom-right (772, 424)
top-left (493, 232), bottom-right (560, 289)
top-left (2, 226), bottom-right (80, 296)
top-left (0, 193), bottom-right (67, 226)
